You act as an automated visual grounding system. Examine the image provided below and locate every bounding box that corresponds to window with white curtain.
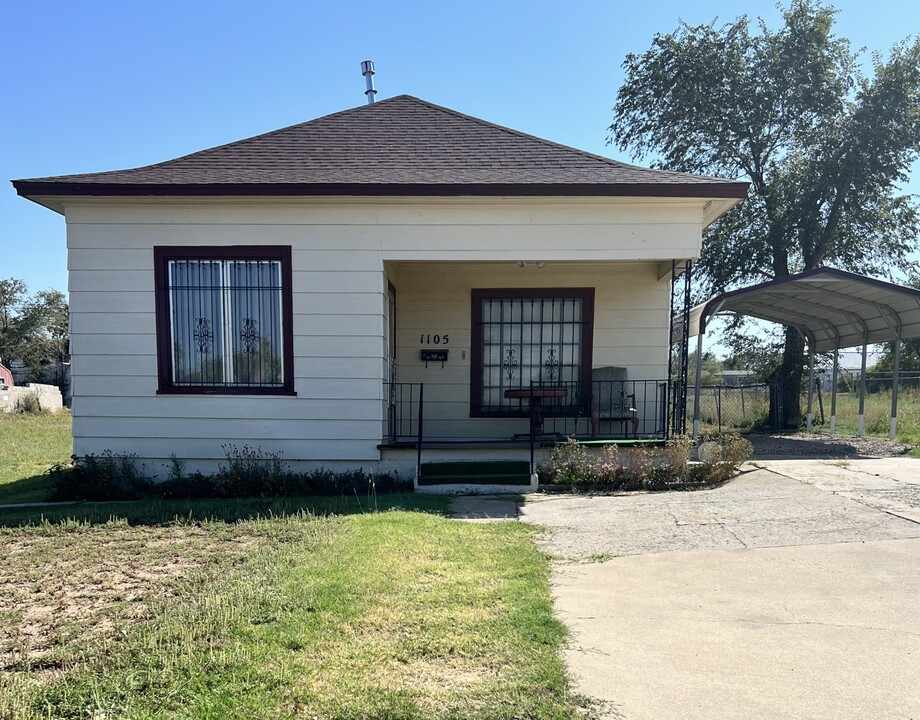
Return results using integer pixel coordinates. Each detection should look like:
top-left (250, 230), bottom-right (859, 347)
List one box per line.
top-left (154, 247), bottom-right (293, 394)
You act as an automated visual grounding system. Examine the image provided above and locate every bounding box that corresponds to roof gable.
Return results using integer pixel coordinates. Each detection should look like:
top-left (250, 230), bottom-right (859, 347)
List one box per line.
top-left (13, 95), bottom-right (748, 200)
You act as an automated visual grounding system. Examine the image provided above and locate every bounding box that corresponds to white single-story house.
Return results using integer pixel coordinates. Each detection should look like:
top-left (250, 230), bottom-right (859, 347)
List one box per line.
top-left (14, 95), bottom-right (747, 481)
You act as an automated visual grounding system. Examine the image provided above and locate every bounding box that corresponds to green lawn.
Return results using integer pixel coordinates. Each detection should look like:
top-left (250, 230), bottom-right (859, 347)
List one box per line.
top-left (0, 415), bottom-right (588, 719)
top-left (1, 501), bottom-right (585, 719)
top-left (0, 410), bottom-right (72, 503)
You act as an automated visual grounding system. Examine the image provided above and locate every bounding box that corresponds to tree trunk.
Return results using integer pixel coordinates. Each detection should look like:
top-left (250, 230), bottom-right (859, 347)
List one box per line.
top-left (772, 326), bottom-right (805, 428)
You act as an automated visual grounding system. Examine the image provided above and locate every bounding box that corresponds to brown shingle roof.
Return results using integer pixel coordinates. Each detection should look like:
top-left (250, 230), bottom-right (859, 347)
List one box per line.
top-left (13, 95), bottom-right (748, 199)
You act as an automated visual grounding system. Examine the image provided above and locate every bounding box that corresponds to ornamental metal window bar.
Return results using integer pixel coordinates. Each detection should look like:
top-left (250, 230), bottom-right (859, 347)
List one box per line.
top-left (478, 296), bottom-right (586, 414)
top-left (168, 260), bottom-right (284, 388)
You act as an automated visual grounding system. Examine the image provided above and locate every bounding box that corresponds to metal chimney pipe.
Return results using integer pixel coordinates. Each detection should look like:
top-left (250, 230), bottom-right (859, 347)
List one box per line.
top-left (361, 60), bottom-right (377, 104)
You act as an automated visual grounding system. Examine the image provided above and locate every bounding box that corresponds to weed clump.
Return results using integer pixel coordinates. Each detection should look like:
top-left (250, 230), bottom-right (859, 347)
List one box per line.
top-left (13, 393), bottom-right (43, 414)
top-left (48, 451), bottom-right (153, 501)
top-left (539, 434), bottom-right (751, 492)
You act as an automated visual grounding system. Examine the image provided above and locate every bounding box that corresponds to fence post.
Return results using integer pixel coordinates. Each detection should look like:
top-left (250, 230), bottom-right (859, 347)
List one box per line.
top-left (715, 386), bottom-right (722, 433)
top-left (816, 378), bottom-right (824, 425)
top-left (416, 384), bottom-right (424, 484)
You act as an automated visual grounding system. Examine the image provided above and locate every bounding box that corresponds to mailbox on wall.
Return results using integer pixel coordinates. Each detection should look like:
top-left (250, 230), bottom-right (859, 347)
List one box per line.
top-left (420, 349), bottom-right (448, 368)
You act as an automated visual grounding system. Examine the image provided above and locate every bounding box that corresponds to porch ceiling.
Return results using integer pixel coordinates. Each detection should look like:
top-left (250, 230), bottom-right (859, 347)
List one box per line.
top-left (679, 268), bottom-right (920, 352)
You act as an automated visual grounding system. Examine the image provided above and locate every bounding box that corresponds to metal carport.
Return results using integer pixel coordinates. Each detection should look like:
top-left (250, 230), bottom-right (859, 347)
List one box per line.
top-left (684, 268), bottom-right (920, 440)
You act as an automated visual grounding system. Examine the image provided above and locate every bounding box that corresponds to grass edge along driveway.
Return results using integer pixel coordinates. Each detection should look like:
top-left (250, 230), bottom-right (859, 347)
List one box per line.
top-left (2, 498), bottom-right (589, 720)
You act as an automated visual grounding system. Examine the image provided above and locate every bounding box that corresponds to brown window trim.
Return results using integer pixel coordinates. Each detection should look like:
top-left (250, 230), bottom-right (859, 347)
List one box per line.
top-left (154, 245), bottom-right (295, 395)
top-left (469, 287), bottom-right (594, 418)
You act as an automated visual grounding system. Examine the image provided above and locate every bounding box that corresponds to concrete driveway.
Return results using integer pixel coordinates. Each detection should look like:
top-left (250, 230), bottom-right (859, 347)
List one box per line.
top-left (520, 458), bottom-right (920, 719)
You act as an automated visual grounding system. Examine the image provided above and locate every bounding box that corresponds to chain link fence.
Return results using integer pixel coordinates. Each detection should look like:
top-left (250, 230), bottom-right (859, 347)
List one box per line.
top-left (685, 384), bottom-right (772, 433)
top-left (686, 374), bottom-right (920, 437)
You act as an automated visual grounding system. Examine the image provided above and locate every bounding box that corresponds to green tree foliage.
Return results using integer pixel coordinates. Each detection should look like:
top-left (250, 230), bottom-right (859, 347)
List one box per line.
top-left (0, 278), bottom-right (69, 388)
top-left (688, 350), bottom-right (725, 385)
top-left (610, 0), bottom-right (920, 425)
top-left (872, 275), bottom-right (920, 373)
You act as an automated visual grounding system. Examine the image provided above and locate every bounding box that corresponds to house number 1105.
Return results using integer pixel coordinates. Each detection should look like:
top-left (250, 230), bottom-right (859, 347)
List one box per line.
top-left (420, 334), bottom-right (449, 345)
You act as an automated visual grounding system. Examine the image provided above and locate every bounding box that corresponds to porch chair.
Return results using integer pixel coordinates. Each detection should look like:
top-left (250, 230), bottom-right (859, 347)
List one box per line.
top-left (590, 366), bottom-right (639, 438)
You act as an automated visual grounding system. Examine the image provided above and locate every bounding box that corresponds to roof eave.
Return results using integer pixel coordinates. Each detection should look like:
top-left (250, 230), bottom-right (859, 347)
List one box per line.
top-left (13, 180), bottom-right (750, 204)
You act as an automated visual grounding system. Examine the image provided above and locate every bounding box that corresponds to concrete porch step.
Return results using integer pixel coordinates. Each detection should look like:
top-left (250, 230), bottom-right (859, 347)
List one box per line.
top-left (418, 460), bottom-right (532, 486)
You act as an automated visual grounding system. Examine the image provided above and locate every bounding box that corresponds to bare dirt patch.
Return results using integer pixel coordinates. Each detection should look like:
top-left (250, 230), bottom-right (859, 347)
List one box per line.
top-left (0, 525), bottom-right (261, 675)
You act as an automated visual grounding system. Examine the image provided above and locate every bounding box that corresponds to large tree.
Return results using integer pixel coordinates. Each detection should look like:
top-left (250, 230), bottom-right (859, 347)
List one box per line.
top-left (610, 0), bottom-right (920, 426)
top-left (0, 278), bottom-right (69, 389)
top-left (872, 274), bottom-right (920, 374)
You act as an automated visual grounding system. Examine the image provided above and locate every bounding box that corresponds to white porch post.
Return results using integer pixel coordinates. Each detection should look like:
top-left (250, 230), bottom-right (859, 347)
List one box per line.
top-left (857, 342), bottom-right (868, 437)
top-left (692, 330), bottom-right (704, 441)
top-left (890, 333), bottom-right (902, 440)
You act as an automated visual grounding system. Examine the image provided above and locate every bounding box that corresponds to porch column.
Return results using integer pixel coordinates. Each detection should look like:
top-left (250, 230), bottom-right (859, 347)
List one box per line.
top-left (692, 330), bottom-right (704, 441)
top-left (829, 347), bottom-right (839, 434)
top-left (806, 342), bottom-right (815, 432)
top-left (857, 342), bottom-right (868, 437)
top-left (890, 333), bottom-right (902, 440)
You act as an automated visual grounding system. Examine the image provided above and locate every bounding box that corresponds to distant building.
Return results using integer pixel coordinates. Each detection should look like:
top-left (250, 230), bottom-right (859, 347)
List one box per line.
top-left (716, 370), bottom-right (757, 386)
top-left (0, 361), bottom-right (13, 389)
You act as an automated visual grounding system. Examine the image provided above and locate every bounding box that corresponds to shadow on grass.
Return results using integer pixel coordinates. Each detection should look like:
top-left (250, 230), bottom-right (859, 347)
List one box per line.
top-left (0, 492), bottom-right (451, 528)
top-left (0, 472), bottom-right (55, 505)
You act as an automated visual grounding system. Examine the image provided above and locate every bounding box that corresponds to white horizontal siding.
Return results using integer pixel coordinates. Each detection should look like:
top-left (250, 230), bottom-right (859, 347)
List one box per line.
top-left (64, 197), bottom-right (702, 472)
top-left (70, 333), bottom-right (156, 356)
top-left (70, 313), bottom-right (155, 334)
top-left (73, 437), bottom-right (381, 462)
top-left (65, 199), bottom-right (705, 261)
top-left (69, 270), bottom-right (154, 292)
top-left (292, 271), bottom-right (384, 294)
top-left (291, 336), bottom-right (382, 357)
top-left (73, 355), bottom-right (158, 376)
top-left (75, 417), bottom-right (382, 441)
top-left (70, 291), bottom-right (154, 313)
top-left (74, 396), bottom-right (381, 420)
top-left (65, 198), bottom-right (708, 227)
top-left (294, 293), bottom-right (381, 315)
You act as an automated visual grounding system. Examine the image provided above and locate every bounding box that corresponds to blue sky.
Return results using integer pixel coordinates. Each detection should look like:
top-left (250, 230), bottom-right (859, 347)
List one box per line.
top-left (3, 0), bottom-right (919, 296)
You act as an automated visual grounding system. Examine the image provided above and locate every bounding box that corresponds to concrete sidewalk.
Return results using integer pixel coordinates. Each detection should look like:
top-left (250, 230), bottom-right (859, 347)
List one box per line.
top-left (522, 460), bottom-right (920, 719)
top-left (555, 537), bottom-right (920, 720)
top-left (756, 457), bottom-right (920, 524)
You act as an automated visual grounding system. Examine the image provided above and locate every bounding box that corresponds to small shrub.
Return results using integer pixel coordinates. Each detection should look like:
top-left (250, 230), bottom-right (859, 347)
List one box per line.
top-left (49, 445), bottom-right (412, 501)
top-left (538, 434), bottom-right (748, 493)
top-left (688, 434), bottom-right (754, 485)
top-left (159, 470), bottom-right (217, 498)
top-left (538, 439), bottom-right (594, 487)
top-left (13, 394), bottom-right (42, 414)
top-left (49, 451), bottom-right (153, 501)
top-left (215, 444), bottom-right (288, 497)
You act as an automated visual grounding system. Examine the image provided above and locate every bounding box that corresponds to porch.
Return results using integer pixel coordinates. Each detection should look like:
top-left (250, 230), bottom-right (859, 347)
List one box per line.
top-left (379, 379), bottom-right (673, 487)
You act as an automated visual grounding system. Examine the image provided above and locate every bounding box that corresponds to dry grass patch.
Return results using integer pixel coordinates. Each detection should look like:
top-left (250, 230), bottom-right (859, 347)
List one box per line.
top-left (0, 523), bottom-right (262, 679)
top-left (2, 498), bottom-right (586, 719)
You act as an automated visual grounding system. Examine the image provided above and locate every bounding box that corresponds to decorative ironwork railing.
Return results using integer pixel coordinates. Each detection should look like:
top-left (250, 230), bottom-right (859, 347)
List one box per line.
top-left (384, 382), bottom-right (424, 443)
top-left (383, 379), bottom-right (670, 446)
top-left (521, 379), bottom-right (670, 440)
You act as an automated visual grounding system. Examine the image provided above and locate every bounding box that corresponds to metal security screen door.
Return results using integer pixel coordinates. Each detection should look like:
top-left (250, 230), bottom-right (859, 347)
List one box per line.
top-left (472, 289), bottom-right (594, 416)
top-left (168, 259), bottom-right (284, 388)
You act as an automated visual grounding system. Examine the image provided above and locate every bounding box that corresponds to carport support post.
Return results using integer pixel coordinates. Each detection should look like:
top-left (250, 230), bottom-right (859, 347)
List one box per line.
top-left (830, 348), bottom-right (839, 434)
top-left (806, 343), bottom-right (815, 432)
top-left (692, 330), bottom-right (704, 442)
top-left (858, 342), bottom-right (868, 437)
top-left (890, 333), bottom-right (901, 440)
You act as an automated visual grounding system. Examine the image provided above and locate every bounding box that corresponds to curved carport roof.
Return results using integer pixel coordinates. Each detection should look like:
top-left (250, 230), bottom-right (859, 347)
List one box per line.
top-left (685, 267), bottom-right (920, 351)
top-left (680, 268), bottom-right (920, 440)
